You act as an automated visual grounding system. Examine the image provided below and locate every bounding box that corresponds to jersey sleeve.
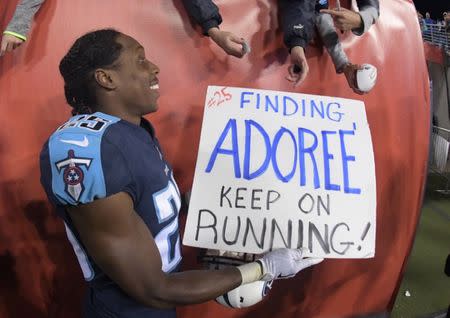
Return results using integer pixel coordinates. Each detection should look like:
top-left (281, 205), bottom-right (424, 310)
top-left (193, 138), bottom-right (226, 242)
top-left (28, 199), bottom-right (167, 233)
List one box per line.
top-left (40, 131), bottom-right (136, 206)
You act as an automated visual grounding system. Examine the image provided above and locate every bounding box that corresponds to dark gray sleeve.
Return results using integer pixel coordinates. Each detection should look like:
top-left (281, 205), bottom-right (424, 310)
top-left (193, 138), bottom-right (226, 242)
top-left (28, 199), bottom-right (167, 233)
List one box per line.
top-left (352, 0), bottom-right (379, 36)
top-left (4, 0), bottom-right (45, 40)
top-left (182, 0), bottom-right (223, 35)
top-left (278, 0), bottom-right (316, 51)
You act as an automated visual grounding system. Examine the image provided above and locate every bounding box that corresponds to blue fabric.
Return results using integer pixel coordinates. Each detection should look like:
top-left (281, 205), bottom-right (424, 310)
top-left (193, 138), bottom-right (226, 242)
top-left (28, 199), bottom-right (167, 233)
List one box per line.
top-left (47, 114), bottom-right (118, 205)
top-left (40, 112), bottom-right (181, 317)
top-left (83, 286), bottom-right (176, 318)
top-left (424, 18), bottom-right (435, 25)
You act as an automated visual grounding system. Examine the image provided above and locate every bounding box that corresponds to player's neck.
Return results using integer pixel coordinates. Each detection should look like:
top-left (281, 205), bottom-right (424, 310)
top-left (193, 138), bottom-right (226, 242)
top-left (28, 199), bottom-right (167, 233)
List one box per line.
top-left (96, 105), bottom-right (141, 126)
top-left (96, 96), bottom-right (142, 126)
top-left (98, 109), bottom-right (141, 126)
top-left (115, 112), bottom-right (141, 126)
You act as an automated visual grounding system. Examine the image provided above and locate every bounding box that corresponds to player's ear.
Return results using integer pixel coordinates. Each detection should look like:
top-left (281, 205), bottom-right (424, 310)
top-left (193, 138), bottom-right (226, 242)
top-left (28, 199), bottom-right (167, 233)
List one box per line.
top-left (94, 68), bottom-right (116, 90)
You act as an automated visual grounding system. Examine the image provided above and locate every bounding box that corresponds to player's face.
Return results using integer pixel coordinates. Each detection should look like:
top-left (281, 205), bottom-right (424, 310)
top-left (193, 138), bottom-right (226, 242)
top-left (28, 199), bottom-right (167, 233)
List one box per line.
top-left (113, 34), bottom-right (160, 115)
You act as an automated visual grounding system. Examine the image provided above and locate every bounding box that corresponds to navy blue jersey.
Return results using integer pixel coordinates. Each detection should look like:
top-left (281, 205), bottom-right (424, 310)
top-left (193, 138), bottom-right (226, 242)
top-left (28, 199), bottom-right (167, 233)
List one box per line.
top-left (40, 112), bottom-right (181, 318)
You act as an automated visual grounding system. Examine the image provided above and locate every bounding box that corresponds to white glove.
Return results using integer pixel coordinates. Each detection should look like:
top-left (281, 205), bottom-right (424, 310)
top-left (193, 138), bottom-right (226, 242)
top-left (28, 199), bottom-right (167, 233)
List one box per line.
top-left (258, 248), bottom-right (323, 281)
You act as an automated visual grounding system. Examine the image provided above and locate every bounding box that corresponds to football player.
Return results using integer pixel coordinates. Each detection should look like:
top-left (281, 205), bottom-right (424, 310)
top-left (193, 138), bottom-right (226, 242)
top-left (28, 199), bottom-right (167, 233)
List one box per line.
top-left (40, 29), bottom-right (323, 318)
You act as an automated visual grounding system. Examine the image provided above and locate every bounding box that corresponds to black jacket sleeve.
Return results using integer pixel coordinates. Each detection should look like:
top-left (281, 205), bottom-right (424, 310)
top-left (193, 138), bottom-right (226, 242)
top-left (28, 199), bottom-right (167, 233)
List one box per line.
top-left (353, 0), bottom-right (379, 35)
top-left (182, 0), bottom-right (223, 35)
top-left (278, 0), bottom-right (316, 51)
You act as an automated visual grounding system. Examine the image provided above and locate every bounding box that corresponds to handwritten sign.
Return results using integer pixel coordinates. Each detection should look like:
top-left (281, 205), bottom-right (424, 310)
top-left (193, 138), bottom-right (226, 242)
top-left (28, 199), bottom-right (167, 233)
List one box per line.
top-left (183, 86), bottom-right (376, 258)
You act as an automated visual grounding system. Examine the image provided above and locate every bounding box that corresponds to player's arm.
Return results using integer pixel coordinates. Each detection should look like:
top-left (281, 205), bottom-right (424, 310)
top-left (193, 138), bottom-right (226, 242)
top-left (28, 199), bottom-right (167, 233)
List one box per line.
top-left (68, 191), bottom-right (323, 309)
top-left (67, 191), bottom-right (241, 309)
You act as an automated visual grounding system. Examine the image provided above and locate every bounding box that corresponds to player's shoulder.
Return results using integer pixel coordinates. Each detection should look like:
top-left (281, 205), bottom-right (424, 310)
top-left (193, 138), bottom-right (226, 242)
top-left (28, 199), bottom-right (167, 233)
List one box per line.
top-left (40, 112), bottom-right (128, 172)
top-left (40, 113), bottom-right (133, 205)
top-left (51, 112), bottom-right (120, 138)
top-left (46, 112), bottom-right (123, 151)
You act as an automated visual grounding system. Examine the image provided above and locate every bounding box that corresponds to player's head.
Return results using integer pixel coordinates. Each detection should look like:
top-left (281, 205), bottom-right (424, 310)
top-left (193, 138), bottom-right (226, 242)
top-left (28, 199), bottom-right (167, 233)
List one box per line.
top-left (59, 29), bottom-right (160, 117)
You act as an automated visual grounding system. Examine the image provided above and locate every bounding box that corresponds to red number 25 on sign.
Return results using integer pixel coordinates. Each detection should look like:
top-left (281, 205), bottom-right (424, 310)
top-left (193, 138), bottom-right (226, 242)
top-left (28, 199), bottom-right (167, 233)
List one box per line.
top-left (207, 87), bottom-right (232, 107)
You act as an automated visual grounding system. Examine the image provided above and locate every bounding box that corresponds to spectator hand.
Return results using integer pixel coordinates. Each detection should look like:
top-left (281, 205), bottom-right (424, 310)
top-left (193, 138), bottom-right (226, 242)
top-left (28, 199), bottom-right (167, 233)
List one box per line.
top-left (208, 28), bottom-right (247, 58)
top-left (320, 7), bottom-right (363, 32)
top-left (258, 248), bottom-right (323, 281)
top-left (286, 46), bottom-right (309, 87)
top-left (0, 33), bottom-right (24, 57)
top-left (342, 63), bottom-right (365, 95)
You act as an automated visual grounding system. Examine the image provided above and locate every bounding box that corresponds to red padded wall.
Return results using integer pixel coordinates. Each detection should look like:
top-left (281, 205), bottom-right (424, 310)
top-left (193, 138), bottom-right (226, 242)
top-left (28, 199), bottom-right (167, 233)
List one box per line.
top-left (0, 0), bottom-right (429, 317)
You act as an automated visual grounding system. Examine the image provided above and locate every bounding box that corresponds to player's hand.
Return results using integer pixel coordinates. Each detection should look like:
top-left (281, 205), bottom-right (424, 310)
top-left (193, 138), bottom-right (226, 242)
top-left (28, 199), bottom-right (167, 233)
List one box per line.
top-left (208, 28), bottom-right (247, 58)
top-left (0, 33), bottom-right (24, 57)
top-left (320, 7), bottom-right (363, 32)
top-left (258, 248), bottom-right (323, 281)
top-left (342, 63), bottom-right (365, 95)
top-left (286, 46), bottom-right (309, 87)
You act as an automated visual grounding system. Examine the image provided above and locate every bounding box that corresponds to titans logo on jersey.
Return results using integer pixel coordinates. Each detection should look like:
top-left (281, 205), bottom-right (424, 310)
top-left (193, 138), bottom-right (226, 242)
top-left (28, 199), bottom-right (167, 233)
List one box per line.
top-left (40, 112), bottom-right (181, 317)
top-left (55, 150), bottom-right (92, 202)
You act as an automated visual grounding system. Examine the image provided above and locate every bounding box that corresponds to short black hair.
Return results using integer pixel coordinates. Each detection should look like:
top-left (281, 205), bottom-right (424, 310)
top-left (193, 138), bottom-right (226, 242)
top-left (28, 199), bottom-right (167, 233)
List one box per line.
top-left (59, 29), bottom-right (123, 115)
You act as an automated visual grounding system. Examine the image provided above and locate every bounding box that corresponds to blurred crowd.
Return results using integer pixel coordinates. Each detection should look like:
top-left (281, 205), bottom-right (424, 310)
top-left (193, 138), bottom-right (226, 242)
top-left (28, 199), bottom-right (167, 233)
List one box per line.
top-left (417, 10), bottom-right (450, 52)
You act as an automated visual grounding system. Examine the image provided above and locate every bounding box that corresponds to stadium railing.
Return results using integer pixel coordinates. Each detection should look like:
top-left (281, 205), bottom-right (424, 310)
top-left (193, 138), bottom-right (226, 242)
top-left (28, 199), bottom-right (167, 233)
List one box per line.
top-left (429, 125), bottom-right (450, 194)
top-left (421, 23), bottom-right (450, 54)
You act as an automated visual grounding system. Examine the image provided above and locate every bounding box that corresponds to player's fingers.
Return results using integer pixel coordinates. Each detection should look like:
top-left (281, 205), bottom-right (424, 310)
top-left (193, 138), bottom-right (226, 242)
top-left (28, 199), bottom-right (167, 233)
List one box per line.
top-left (299, 247), bottom-right (309, 257)
top-left (291, 248), bottom-right (305, 261)
top-left (300, 258), bottom-right (324, 269)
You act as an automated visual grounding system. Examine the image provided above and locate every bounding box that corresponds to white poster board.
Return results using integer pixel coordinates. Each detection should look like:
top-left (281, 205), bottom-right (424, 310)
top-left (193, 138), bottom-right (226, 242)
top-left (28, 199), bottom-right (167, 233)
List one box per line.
top-left (183, 86), bottom-right (376, 258)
